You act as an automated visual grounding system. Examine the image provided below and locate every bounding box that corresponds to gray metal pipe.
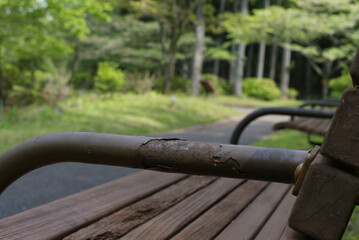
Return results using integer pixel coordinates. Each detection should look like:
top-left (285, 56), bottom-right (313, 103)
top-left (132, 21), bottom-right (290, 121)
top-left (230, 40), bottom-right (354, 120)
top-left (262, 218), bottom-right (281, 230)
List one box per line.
top-left (0, 132), bottom-right (307, 195)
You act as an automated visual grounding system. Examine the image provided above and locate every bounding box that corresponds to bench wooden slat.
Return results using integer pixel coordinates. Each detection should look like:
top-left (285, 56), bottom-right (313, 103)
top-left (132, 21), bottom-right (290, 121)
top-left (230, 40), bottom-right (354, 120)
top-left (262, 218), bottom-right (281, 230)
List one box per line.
top-left (280, 225), bottom-right (314, 240)
top-left (216, 182), bottom-right (290, 240)
top-left (254, 189), bottom-right (296, 240)
top-left (273, 117), bottom-right (332, 136)
top-left (121, 178), bottom-right (244, 240)
top-left (0, 171), bottom-right (186, 240)
top-left (172, 180), bottom-right (269, 240)
top-left (64, 175), bottom-right (217, 240)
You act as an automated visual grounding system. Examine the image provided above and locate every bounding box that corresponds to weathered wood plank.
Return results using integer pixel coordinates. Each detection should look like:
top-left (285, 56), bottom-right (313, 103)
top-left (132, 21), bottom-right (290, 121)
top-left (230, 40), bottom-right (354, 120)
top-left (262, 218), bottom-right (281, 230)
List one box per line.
top-left (172, 180), bottom-right (269, 240)
top-left (64, 175), bottom-right (216, 240)
top-left (0, 171), bottom-right (186, 240)
top-left (254, 190), bottom-right (296, 240)
top-left (273, 118), bottom-right (332, 136)
top-left (121, 178), bottom-right (244, 240)
top-left (280, 225), bottom-right (314, 240)
top-left (216, 183), bottom-right (290, 240)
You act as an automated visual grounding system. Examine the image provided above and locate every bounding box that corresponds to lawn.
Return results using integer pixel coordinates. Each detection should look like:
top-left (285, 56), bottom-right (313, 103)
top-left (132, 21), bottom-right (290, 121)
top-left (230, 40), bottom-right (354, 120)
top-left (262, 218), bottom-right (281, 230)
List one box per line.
top-left (252, 130), bottom-right (358, 240)
top-left (0, 93), bottom-right (240, 154)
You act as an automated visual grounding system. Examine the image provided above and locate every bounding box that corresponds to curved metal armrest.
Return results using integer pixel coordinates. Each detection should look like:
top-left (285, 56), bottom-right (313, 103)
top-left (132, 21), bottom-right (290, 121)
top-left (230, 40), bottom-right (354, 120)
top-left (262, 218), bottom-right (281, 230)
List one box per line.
top-left (0, 132), bottom-right (307, 195)
top-left (230, 107), bottom-right (335, 145)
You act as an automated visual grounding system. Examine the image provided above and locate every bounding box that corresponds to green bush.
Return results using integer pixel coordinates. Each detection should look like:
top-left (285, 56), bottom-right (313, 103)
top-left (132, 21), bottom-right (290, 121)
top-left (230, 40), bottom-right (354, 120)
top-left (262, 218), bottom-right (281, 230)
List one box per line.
top-left (171, 76), bottom-right (190, 93)
top-left (94, 62), bottom-right (125, 93)
top-left (329, 68), bottom-right (351, 98)
top-left (243, 78), bottom-right (281, 101)
top-left (8, 60), bottom-right (72, 106)
top-left (71, 71), bottom-right (94, 89)
top-left (288, 88), bottom-right (299, 99)
top-left (125, 71), bottom-right (156, 94)
top-left (201, 74), bottom-right (230, 95)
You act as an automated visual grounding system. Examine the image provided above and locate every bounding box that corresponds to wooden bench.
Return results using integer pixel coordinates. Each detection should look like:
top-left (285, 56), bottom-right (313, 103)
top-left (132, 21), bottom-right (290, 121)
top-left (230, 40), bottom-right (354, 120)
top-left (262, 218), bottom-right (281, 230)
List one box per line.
top-left (0, 170), bottom-right (304, 240)
top-left (272, 99), bottom-right (339, 144)
top-left (230, 102), bottom-right (336, 145)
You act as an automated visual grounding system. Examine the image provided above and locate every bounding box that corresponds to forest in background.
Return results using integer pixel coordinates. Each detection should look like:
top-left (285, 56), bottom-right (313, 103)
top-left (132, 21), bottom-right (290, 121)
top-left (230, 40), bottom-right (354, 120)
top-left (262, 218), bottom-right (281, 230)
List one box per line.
top-left (0, 0), bottom-right (358, 108)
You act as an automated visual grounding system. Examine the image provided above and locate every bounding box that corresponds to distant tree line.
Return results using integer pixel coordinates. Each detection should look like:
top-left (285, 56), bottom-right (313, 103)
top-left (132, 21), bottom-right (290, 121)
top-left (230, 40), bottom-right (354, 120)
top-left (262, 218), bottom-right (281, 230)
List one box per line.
top-left (0, 0), bottom-right (358, 107)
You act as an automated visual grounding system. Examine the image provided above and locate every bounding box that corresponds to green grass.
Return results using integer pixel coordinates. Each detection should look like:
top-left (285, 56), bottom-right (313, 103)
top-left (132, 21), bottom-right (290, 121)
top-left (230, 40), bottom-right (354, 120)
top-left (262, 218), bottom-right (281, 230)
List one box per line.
top-left (216, 95), bottom-right (303, 107)
top-left (0, 93), bottom-right (240, 154)
top-left (252, 130), bottom-right (358, 240)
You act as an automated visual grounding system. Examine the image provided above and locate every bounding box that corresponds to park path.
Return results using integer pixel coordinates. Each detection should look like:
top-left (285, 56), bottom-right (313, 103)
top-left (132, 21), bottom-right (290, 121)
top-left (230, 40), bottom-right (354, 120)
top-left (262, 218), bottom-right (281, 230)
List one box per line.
top-left (0, 107), bottom-right (288, 219)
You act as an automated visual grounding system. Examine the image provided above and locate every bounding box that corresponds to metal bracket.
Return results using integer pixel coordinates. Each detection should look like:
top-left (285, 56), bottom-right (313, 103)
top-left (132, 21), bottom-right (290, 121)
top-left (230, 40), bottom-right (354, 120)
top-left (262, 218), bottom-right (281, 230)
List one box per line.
top-left (292, 145), bottom-right (321, 196)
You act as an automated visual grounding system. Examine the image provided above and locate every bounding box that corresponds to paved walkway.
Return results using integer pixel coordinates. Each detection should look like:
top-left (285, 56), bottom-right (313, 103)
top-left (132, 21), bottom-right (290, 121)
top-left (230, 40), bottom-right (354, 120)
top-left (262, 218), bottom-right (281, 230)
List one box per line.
top-left (0, 107), bottom-right (289, 219)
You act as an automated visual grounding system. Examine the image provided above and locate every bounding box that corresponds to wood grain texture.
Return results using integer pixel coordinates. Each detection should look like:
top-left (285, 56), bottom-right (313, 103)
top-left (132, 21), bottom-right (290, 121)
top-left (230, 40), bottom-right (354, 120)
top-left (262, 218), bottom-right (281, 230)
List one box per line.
top-left (121, 178), bottom-right (244, 240)
top-left (280, 225), bottom-right (314, 240)
top-left (216, 183), bottom-right (290, 240)
top-left (254, 189), bottom-right (296, 240)
top-left (273, 118), bottom-right (331, 136)
top-left (172, 180), bottom-right (269, 240)
top-left (0, 171), bottom-right (186, 240)
top-left (64, 175), bottom-right (216, 240)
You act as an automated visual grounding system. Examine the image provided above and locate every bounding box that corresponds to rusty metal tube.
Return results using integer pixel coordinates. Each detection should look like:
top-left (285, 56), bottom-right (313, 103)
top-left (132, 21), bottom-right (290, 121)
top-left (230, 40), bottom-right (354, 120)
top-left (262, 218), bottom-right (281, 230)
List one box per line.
top-left (0, 132), bottom-right (307, 195)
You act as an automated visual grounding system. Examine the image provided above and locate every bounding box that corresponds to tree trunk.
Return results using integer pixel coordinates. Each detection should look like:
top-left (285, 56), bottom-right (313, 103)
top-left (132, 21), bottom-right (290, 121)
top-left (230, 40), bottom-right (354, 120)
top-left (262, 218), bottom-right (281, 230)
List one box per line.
top-left (0, 43), bottom-right (4, 107)
top-left (256, 40), bottom-right (266, 79)
top-left (164, 50), bottom-right (176, 94)
top-left (269, 43), bottom-right (278, 80)
top-left (322, 78), bottom-right (328, 99)
top-left (192, 1), bottom-right (206, 96)
top-left (233, 0), bottom-right (248, 97)
top-left (0, 62), bottom-right (4, 108)
top-left (72, 38), bottom-right (81, 78)
top-left (305, 58), bottom-right (312, 100)
top-left (229, 44), bottom-right (237, 85)
top-left (256, 0), bottom-right (270, 79)
top-left (213, 0), bottom-right (226, 77)
top-left (321, 61), bottom-right (332, 99)
top-left (234, 43), bottom-right (246, 97)
top-left (280, 40), bottom-right (291, 98)
top-left (229, 0), bottom-right (240, 85)
top-left (245, 44), bottom-right (254, 78)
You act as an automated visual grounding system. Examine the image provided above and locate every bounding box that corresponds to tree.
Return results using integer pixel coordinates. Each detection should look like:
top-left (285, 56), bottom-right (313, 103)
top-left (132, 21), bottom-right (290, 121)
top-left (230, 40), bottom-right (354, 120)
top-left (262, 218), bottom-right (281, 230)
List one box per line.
top-left (192, 1), bottom-right (206, 96)
top-left (130, 0), bottom-right (200, 94)
top-left (256, 0), bottom-right (270, 79)
top-left (213, 0), bottom-right (226, 77)
top-left (0, 0), bottom-right (111, 106)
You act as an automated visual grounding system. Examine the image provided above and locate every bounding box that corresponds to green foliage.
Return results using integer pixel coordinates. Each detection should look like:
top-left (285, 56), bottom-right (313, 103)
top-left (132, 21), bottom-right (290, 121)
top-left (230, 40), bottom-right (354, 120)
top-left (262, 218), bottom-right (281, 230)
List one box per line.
top-left (94, 62), bottom-right (125, 93)
top-left (71, 71), bottom-right (94, 89)
top-left (288, 88), bottom-right (299, 99)
top-left (36, 60), bottom-right (73, 106)
top-left (124, 71), bottom-right (156, 94)
top-left (171, 77), bottom-right (191, 93)
top-left (243, 78), bottom-right (281, 101)
top-left (8, 60), bottom-right (72, 106)
top-left (201, 73), bottom-right (230, 95)
top-left (329, 68), bottom-right (352, 98)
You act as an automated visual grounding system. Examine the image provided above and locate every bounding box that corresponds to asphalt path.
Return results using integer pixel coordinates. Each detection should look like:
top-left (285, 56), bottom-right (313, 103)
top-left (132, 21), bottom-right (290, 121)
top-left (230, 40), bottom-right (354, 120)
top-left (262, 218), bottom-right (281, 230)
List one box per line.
top-left (0, 107), bottom-right (288, 219)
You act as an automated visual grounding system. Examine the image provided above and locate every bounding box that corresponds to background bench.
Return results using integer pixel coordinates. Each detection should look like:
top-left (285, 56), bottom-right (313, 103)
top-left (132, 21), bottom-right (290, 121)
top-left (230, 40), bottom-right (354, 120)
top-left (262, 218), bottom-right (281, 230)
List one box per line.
top-left (272, 99), bottom-right (338, 144)
top-left (230, 101), bottom-right (336, 145)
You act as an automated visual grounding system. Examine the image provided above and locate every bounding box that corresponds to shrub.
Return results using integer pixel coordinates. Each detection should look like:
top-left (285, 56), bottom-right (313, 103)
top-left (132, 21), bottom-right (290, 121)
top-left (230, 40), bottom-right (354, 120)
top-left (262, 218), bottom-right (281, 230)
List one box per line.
top-left (201, 74), bottom-right (230, 95)
top-left (71, 71), bottom-right (94, 89)
top-left (287, 88), bottom-right (299, 99)
top-left (243, 78), bottom-right (281, 101)
top-left (94, 62), bottom-right (125, 93)
top-left (171, 76), bottom-right (190, 93)
top-left (329, 68), bottom-right (351, 98)
top-left (125, 71), bottom-right (156, 94)
top-left (8, 60), bottom-right (72, 106)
